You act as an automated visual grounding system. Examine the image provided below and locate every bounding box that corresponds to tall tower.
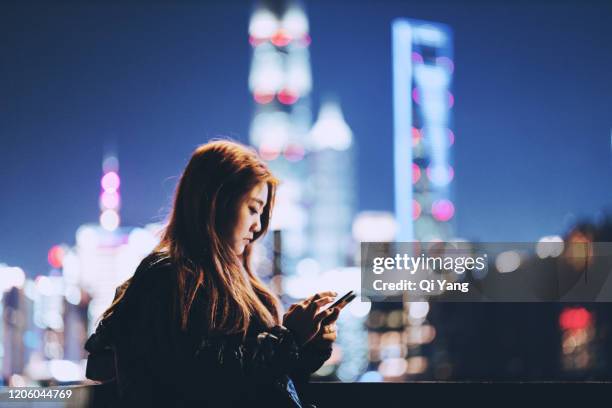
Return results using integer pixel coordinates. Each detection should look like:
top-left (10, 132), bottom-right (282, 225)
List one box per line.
top-left (392, 19), bottom-right (455, 242)
top-left (248, 0), bottom-right (313, 281)
top-left (68, 155), bottom-right (160, 333)
top-left (390, 19), bottom-right (455, 381)
top-left (308, 100), bottom-right (355, 272)
top-left (0, 266), bottom-right (26, 382)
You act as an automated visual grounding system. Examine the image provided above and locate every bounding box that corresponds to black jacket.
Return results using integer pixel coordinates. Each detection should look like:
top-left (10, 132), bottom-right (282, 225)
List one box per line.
top-left (84, 254), bottom-right (331, 407)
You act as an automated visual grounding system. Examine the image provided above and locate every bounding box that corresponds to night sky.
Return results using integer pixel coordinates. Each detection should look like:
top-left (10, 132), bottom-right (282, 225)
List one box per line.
top-left (2, 0), bottom-right (611, 276)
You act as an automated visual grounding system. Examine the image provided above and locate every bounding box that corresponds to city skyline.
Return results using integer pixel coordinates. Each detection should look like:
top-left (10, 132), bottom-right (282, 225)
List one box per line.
top-left (2, 0), bottom-right (612, 275)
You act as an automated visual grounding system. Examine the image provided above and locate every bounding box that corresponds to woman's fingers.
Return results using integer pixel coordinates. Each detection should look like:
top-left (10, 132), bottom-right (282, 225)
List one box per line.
top-left (307, 297), bottom-right (321, 318)
top-left (305, 292), bottom-right (337, 314)
top-left (313, 307), bottom-right (335, 323)
top-left (323, 307), bottom-right (340, 324)
top-left (303, 293), bottom-right (319, 311)
top-left (313, 296), bottom-right (335, 309)
top-left (320, 331), bottom-right (337, 342)
top-left (294, 291), bottom-right (337, 313)
top-left (306, 291), bottom-right (337, 304)
top-left (284, 291), bottom-right (341, 345)
top-left (317, 323), bottom-right (338, 342)
top-left (322, 323), bottom-right (337, 334)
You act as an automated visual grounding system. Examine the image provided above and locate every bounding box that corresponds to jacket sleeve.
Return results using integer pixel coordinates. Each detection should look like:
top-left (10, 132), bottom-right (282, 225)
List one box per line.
top-left (288, 340), bottom-right (333, 383)
top-left (193, 325), bottom-right (302, 382)
top-left (123, 266), bottom-right (304, 404)
top-left (84, 280), bottom-right (132, 382)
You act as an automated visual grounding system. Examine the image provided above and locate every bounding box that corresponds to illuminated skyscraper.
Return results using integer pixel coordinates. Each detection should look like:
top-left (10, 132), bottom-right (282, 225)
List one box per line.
top-left (0, 265), bottom-right (26, 383)
top-left (1, 268), bottom-right (27, 383)
top-left (391, 19), bottom-right (455, 381)
top-left (392, 19), bottom-right (455, 242)
top-left (248, 4), bottom-right (362, 382)
top-left (1, 157), bottom-right (163, 384)
top-left (64, 156), bottom-right (161, 333)
top-left (308, 100), bottom-right (355, 271)
top-left (248, 0), bottom-right (313, 280)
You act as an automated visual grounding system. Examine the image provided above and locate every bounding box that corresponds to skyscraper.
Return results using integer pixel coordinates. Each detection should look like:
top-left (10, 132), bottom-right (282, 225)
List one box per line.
top-left (65, 156), bottom-right (160, 334)
top-left (308, 100), bottom-right (355, 272)
top-left (248, 2), bottom-right (360, 382)
top-left (390, 18), bottom-right (455, 381)
top-left (392, 19), bottom-right (455, 242)
top-left (248, 0), bottom-right (313, 281)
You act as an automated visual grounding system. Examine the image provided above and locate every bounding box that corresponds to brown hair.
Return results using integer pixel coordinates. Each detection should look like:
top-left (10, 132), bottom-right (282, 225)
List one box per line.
top-left (103, 140), bottom-right (281, 336)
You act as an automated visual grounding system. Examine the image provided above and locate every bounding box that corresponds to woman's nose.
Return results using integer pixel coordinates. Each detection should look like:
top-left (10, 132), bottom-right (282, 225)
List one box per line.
top-left (251, 217), bottom-right (261, 233)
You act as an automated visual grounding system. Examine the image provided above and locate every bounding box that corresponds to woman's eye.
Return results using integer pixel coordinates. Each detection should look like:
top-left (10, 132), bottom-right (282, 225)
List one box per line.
top-left (249, 207), bottom-right (258, 215)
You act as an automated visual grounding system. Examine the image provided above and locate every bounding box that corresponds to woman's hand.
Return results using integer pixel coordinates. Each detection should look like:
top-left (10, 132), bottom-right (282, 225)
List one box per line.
top-left (283, 291), bottom-right (337, 346)
top-left (309, 307), bottom-right (340, 349)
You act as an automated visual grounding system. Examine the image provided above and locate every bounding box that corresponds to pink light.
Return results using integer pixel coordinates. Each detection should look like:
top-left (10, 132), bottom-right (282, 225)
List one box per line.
top-left (101, 171), bottom-right (120, 192)
top-left (411, 52), bottom-right (424, 64)
top-left (413, 200), bottom-right (422, 220)
top-left (412, 163), bottom-right (421, 184)
top-left (249, 35), bottom-right (264, 47)
top-left (47, 245), bottom-right (64, 269)
top-left (436, 56), bottom-right (455, 74)
top-left (100, 191), bottom-right (121, 210)
top-left (301, 34), bottom-right (312, 47)
top-left (270, 29), bottom-right (292, 47)
top-left (448, 129), bottom-right (455, 146)
top-left (448, 92), bottom-right (455, 108)
top-left (412, 88), bottom-right (420, 104)
top-left (431, 200), bottom-right (454, 222)
top-left (284, 144), bottom-right (305, 162)
top-left (559, 307), bottom-right (592, 331)
top-left (277, 89), bottom-right (299, 105)
top-left (412, 127), bottom-right (422, 146)
top-left (254, 92), bottom-right (274, 104)
top-left (259, 145), bottom-right (280, 161)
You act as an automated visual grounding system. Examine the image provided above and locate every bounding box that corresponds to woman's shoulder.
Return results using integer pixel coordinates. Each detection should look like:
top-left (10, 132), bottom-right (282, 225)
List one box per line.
top-left (116, 253), bottom-right (181, 327)
top-left (138, 251), bottom-right (175, 273)
top-left (134, 252), bottom-right (176, 280)
top-left (87, 253), bottom-right (177, 352)
top-left (121, 252), bottom-right (178, 303)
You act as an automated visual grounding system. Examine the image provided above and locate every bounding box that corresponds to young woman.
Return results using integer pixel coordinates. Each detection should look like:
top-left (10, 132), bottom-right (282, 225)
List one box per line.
top-left (85, 140), bottom-right (340, 407)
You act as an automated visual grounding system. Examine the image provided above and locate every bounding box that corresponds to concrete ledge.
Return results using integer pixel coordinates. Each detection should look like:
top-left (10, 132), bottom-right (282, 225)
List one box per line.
top-left (2, 381), bottom-right (608, 407)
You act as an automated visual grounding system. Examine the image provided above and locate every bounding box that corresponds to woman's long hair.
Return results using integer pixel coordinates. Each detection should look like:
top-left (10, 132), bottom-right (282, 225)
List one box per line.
top-left (103, 140), bottom-right (281, 336)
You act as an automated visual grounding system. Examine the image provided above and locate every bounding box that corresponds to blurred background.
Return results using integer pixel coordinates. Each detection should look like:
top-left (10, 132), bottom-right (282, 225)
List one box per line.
top-left (1, 0), bottom-right (612, 385)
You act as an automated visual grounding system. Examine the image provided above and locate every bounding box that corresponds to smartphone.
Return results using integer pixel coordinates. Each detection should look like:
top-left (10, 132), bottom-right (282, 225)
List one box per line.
top-left (327, 290), bottom-right (356, 311)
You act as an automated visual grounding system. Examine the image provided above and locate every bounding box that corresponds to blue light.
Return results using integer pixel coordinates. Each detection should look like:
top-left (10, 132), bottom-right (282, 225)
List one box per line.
top-left (359, 370), bottom-right (383, 382)
top-left (392, 18), bottom-right (454, 242)
top-left (23, 330), bottom-right (41, 349)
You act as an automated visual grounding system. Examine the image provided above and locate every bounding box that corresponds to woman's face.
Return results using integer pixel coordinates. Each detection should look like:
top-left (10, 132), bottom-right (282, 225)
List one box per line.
top-left (228, 182), bottom-right (268, 256)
